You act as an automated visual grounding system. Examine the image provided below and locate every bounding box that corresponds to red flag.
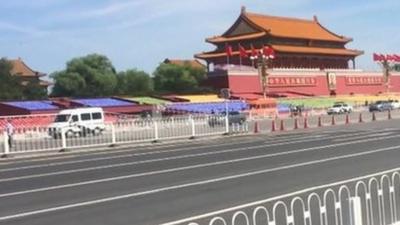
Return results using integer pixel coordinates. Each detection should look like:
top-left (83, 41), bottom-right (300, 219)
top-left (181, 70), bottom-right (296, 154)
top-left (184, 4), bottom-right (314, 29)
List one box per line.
top-left (262, 46), bottom-right (269, 57)
top-left (394, 54), bottom-right (400, 62)
top-left (238, 44), bottom-right (248, 58)
top-left (251, 44), bottom-right (258, 58)
top-left (268, 47), bottom-right (276, 59)
top-left (386, 55), bottom-right (396, 61)
top-left (263, 46), bottom-right (276, 59)
top-left (225, 44), bottom-right (233, 57)
top-left (373, 53), bottom-right (380, 62)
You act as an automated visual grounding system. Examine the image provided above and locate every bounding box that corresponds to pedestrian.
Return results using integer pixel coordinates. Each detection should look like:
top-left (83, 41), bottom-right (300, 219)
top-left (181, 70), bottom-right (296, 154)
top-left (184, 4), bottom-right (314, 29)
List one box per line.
top-left (5, 119), bottom-right (14, 149)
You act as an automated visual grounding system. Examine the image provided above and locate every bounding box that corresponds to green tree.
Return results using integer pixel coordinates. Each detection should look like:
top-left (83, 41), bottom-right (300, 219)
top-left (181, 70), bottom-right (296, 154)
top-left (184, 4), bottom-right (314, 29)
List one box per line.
top-left (0, 58), bottom-right (23, 100)
top-left (22, 82), bottom-right (48, 100)
top-left (394, 64), bottom-right (400, 72)
top-left (117, 69), bottom-right (153, 96)
top-left (51, 54), bottom-right (117, 97)
top-left (153, 63), bottom-right (206, 94)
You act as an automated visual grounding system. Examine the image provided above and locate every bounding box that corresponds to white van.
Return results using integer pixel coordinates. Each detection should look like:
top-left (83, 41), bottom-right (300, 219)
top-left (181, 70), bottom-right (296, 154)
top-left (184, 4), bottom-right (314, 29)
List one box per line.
top-left (48, 107), bottom-right (106, 138)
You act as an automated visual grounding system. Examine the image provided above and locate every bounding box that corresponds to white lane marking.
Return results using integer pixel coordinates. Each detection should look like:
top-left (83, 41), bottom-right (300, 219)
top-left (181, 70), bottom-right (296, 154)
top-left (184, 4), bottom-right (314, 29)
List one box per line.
top-left (0, 127), bottom-right (388, 171)
top-left (1, 133), bottom-right (400, 198)
top-left (0, 138), bottom-right (263, 173)
top-left (0, 135), bottom-right (332, 182)
top-left (333, 132), bottom-right (394, 142)
top-left (0, 131), bottom-right (373, 182)
top-left (1, 143), bottom-right (400, 222)
top-left (161, 163), bottom-right (400, 225)
top-left (0, 136), bottom-right (258, 166)
top-left (0, 133), bottom-right (325, 173)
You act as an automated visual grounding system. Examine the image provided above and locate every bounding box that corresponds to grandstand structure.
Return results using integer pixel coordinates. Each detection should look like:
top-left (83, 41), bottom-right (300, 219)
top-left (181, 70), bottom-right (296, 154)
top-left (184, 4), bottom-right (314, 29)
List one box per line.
top-left (165, 100), bottom-right (248, 114)
top-left (195, 7), bottom-right (400, 97)
top-left (0, 101), bottom-right (59, 116)
top-left (67, 98), bottom-right (154, 114)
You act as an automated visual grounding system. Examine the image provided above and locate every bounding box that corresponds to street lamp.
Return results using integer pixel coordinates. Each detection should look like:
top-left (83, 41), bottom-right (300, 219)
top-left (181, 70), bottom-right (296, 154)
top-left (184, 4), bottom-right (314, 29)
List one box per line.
top-left (250, 47), bottom-right (275, 99)
top-left (374, 53), bottom-right (400, 93)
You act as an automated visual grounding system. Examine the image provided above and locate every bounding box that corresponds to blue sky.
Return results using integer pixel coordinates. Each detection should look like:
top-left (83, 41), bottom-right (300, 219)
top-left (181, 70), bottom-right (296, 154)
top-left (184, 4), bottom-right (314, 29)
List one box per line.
top-left (0, 0), bottom-right (399, 75)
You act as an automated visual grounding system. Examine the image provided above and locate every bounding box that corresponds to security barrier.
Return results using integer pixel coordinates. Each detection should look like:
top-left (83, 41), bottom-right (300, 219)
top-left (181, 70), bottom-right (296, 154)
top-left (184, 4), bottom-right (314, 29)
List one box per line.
top-left (1, 110), bottom-right (399, 156)
top-left (162, 169), bottom-right (400, 225)
top-left (0, 115), bottom-right (248, 156)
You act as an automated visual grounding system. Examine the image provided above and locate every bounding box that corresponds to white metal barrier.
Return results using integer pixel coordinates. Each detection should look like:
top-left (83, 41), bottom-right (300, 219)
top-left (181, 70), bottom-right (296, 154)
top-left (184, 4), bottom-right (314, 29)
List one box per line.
top-left (1, 109), bottom-right (397, 156)
top-left (0, 131), bottom-right (6, 156)
top-left (0, 115), bottom-right (249, 156)
top-left (162, 169), bottom-right (400, 225)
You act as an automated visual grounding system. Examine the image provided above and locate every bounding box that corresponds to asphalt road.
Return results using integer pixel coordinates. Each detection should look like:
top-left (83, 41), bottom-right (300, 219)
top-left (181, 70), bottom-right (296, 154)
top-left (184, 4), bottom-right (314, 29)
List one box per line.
top-left (1, 119), bottom-right (400, 225)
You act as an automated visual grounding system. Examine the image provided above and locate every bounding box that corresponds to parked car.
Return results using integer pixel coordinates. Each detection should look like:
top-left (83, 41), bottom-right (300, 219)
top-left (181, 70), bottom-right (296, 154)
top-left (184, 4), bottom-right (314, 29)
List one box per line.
top-left (327, 103), bottom-right (353, 115)
top-left (48, 107), bottom-right (106, 138)
top-left (289, 105), bottom-right (304, 117)
top-left (388, 99), bottom-right (400, 109)
top-left (208, 111), bottom-right (246, 126)
top-left (369, 101), bottom-right (393, 112)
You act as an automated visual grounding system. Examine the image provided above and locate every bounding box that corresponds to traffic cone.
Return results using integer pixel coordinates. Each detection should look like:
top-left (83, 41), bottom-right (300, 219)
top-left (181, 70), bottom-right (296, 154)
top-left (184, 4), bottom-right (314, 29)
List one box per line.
top-left (372, 112), bottom-right (376, 121)
top-left (345, 114), bottom-right (350, 125)
top-left (388, 110), bottom-right (392, 120)
top-left (280, 120), bottom-right (285, 131)
top-left (331, 115), bottom-right (336, 125)
top-left (359, 113), bottom-right (363, 123)
top-left (271, 120), bottom-right (276, 132)
top-left (318, 116), bottom-right (322, 127)
top-left (294, 118), bottom-right (299, 130)
top-left (304, 117), bottom-right (308, 129)
top-left (254, 121), bottom-right (259, 133)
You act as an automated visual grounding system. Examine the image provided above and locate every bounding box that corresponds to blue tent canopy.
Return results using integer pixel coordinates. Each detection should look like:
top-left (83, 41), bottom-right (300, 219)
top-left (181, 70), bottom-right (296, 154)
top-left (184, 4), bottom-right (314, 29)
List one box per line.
top-left (4, 101), bottom-right (59, 110)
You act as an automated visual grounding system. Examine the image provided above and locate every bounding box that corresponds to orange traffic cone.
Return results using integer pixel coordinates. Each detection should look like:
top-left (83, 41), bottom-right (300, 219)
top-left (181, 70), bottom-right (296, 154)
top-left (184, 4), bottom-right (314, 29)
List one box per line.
top-left (254, 121), bottom-right (259, 133)
top-left (304, 117), bottom-right (309, 129)
top-left (271, 120), bottom-right (276, 132)
top-left (280, 120), bottom-right (285, 131)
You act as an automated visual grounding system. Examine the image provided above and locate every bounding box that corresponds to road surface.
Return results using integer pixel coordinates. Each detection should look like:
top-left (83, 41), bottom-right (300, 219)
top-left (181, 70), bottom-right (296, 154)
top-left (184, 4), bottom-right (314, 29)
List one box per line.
top-left (0, 119), bottom-right (400, 225)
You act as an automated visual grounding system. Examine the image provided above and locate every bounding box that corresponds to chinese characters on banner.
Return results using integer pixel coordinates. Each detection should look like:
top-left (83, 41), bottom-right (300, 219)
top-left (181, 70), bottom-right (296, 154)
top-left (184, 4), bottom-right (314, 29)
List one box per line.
top-left (345, 76), bottom-right (383, 85)
top-left (268, 77), bottom-right (317, 87)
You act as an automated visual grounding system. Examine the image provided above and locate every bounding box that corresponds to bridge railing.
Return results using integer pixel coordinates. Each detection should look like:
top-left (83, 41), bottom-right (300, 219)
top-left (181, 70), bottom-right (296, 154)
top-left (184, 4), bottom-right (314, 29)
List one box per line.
top-left (162, 168), bottom-right (400, 225)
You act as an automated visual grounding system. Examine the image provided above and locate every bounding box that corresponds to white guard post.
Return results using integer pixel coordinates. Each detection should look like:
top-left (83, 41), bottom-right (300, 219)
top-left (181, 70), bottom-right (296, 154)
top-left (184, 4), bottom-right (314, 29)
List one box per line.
top-left (351, 197), bottom-right (363, 225)
top-left (3, 131), bottom-right (9, 156)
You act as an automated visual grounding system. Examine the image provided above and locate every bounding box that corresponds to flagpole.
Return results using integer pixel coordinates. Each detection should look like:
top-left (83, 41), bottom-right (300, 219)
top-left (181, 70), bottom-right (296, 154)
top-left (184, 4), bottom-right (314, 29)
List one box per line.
top-left (239, 49), bottom-right (242, 71)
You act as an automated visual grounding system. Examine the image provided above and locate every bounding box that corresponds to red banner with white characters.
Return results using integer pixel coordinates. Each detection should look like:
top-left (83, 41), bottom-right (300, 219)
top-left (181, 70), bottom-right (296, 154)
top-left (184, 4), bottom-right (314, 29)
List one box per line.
top-left (345, 76), bottom-right (383, 85)
top-left (268, 77), bottom-right (317, 87)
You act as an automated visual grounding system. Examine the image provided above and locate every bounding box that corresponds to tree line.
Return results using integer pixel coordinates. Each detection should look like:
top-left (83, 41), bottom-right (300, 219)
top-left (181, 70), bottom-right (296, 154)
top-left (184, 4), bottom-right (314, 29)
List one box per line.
top-left (51, 54), bottom-right (209, 98)
top-left (0, 54), bottom-right (210, 101)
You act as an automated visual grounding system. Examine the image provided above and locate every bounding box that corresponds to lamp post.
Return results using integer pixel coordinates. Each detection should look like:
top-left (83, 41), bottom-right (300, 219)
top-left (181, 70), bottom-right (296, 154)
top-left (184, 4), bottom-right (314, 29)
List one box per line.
top-left (250, 48), bottom-right (274, 99)
top-left (374, 53), bottom-right (400, 93)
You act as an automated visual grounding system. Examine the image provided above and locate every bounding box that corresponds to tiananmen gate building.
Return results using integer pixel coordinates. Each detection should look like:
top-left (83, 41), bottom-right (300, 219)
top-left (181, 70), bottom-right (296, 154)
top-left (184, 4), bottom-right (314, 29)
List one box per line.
top-left (195, 7), bottom-right (400, 98)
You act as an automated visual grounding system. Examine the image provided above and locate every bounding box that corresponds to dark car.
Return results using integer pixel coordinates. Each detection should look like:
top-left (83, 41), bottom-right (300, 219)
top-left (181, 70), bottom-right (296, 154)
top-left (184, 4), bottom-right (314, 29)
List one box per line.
top-left (369, 101), bottom-right (393, 112)
top-left (289, 105), bottom-right (304, 117)
top-left (208, 111), bottom-right (246, 126)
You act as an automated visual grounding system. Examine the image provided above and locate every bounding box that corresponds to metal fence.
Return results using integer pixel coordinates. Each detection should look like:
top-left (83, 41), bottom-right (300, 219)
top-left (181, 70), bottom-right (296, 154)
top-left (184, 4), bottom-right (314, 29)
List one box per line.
top-left (162, 169), bottom-right (400, 225)
top-left (1, 115), bottom-right (248, 156)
